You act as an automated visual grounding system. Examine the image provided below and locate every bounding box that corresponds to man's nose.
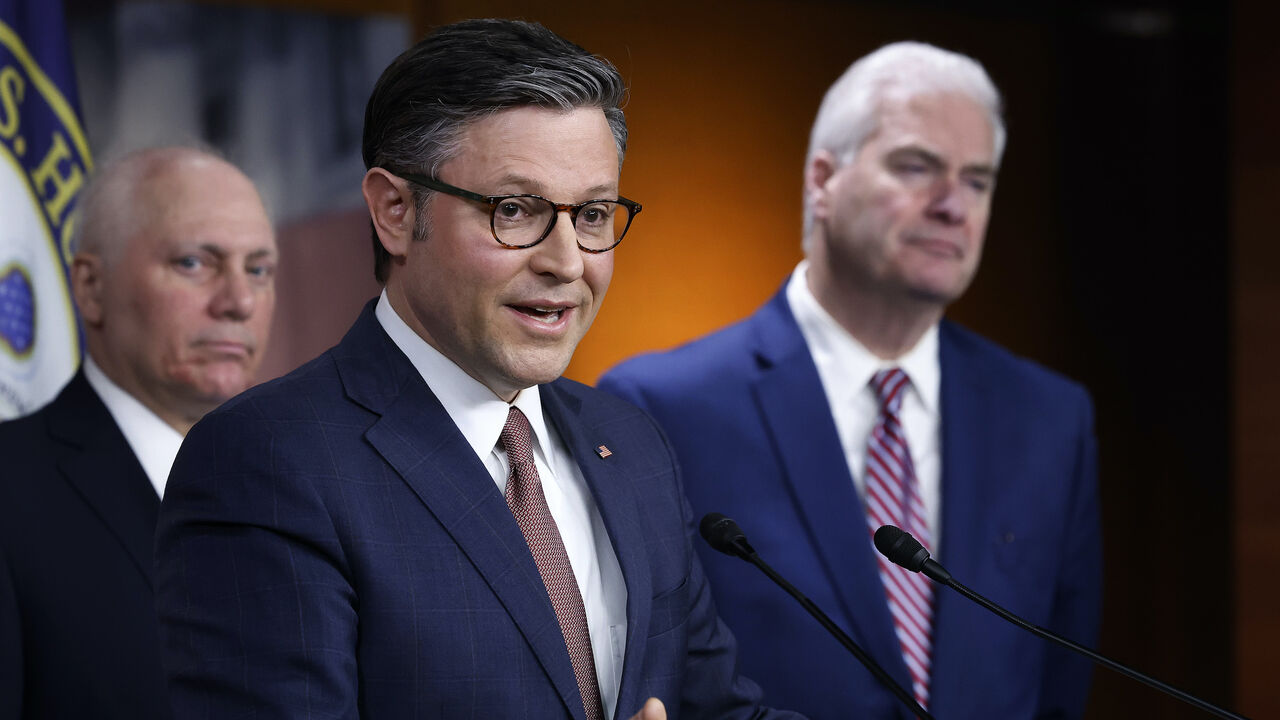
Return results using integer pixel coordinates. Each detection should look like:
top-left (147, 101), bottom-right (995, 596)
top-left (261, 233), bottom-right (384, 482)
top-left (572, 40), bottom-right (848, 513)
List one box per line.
top-left (210, 269), bottom-right (257, 320)
top-left (527, 210), bottom-right (586, 283)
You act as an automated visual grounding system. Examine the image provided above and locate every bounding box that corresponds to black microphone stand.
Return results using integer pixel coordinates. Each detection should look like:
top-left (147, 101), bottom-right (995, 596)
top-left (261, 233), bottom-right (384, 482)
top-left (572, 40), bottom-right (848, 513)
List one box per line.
top-left (875, 525), bottom-right (1249, 720)
top-left (702, 514), bottom-right (934, 720)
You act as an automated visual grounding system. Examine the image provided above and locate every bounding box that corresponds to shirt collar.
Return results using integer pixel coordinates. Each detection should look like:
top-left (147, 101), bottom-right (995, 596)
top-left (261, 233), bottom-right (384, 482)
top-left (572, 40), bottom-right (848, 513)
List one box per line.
top-left (374, 291), bottom-right (553, 463)
top-left (82, 356), bottom-right (184, 498)
top-left (786, 260), bottom-right (941, 411)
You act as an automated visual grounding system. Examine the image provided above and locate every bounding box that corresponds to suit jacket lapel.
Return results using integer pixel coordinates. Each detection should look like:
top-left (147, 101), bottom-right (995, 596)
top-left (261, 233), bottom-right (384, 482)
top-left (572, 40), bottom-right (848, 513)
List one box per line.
top-left (338, 306), bottom-right (587, 720)
top-left (929, 321), bottom-right (998, 711)
top-left (749, 291), bottom-right (914, 697)
top-left (49, 371), bottom-right (160, 587)
top-left (541, 383), bottom-right (652, 718)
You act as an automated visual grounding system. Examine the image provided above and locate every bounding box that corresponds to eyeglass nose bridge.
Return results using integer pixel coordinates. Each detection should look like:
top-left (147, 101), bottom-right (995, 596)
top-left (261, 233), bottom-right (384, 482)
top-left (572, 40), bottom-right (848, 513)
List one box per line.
top-left (521, 200), bottom-right (581, 249)
top-left (542, 200), bottom-right (582, 237)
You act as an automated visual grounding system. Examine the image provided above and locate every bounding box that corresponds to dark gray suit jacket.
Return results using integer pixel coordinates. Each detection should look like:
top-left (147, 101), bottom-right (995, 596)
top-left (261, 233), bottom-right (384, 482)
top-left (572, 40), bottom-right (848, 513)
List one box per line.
top-left (0, 371), bottom-right (172, 719)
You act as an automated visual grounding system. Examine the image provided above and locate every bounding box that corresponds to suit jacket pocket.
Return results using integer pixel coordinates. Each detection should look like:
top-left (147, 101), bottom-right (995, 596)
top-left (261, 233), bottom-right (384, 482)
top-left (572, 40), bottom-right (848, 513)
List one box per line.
top-left (646, 573), bottom-right (692, 638)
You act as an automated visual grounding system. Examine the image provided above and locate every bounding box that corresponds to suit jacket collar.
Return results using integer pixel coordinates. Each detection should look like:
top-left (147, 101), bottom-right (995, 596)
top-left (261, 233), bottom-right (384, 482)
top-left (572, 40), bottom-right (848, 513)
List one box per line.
top-left (935, 321), bottom-right (997, 579)
top-left (541, 386), bottom-right (655, 718)
top-left (47, 370), bottom-right (160, 587)
top-left (746, 289), bottom-right (915, 700)
top-left (338, 302), bottom-right (647, 720)
top-left (752, 293), bottom-right (1009, 716)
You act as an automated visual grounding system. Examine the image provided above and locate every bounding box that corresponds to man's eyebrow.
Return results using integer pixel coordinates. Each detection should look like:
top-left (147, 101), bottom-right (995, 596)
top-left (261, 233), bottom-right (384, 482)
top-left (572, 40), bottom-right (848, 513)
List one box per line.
top-left (489, 174), bottom-right (618, 199)
top-left (194, 244), bottom-right (227, 260)
top-left (194, 244), bottom-right (277, 260)
top-left (886, 146), bottom-right (945, 169)
top-left (888, 145), bottom-right (997, 177)
top-left (245, 247), bottom-right (278, 261)
top-left (961, 163), bottom-right (997, 178)
top-left (573, 184), bottom-right (622, 201)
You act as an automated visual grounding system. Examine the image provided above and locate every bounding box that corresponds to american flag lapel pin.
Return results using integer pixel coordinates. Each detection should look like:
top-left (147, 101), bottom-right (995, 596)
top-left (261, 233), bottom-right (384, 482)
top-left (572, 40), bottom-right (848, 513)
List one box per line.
top-left (595, 444), bottom-right (613, 458)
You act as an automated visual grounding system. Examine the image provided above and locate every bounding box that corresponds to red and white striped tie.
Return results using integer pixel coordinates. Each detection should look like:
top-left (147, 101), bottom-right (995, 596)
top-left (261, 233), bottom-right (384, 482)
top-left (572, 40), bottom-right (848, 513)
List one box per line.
top-left (864, 368), bottom-right (935, 708)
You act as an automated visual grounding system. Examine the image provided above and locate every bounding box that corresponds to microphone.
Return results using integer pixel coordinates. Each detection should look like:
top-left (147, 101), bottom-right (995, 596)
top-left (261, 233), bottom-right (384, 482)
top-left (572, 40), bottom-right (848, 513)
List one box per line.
top-left (872, 524), bottom-right (950, 582)
top-left (698, 512), bottom-right (756, 558)
top-left (699, 514), bottom-right (934, 720)
top-left (873, 525), bottom-right (1250, 720)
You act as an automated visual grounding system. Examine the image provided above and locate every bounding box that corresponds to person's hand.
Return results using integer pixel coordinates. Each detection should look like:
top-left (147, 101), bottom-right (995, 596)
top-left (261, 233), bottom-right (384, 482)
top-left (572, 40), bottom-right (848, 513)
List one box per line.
top-left (626, 697), bottom-right (666, 720)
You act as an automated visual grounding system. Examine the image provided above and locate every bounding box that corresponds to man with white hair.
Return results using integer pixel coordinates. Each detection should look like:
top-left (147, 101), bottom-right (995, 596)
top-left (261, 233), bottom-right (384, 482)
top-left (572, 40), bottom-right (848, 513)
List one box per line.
top-left (600, 42), bottom-right (1101, 719)
top-left (0, 147), bottom-right (277, 719)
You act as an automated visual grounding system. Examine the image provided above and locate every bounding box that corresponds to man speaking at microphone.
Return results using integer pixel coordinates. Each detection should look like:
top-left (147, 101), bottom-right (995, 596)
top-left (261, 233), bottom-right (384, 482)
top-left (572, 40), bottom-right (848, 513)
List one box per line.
top-left (600, 42), bottom-right (1102, 719)
top-left (154, 19), bottom-right (802, 720)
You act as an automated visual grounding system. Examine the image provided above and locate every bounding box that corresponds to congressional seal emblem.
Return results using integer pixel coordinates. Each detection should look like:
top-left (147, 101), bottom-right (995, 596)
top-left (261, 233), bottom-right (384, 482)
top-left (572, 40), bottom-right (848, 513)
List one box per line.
top-left (0, 15), bottom-right (90, 418)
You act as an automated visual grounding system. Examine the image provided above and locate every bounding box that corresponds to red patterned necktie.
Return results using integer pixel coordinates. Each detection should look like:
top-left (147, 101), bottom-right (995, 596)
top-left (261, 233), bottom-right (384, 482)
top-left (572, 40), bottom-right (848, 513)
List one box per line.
top-left (500, 406), bottom-right (605, 720)
top-left (864, 368), bottom-right (935, 708)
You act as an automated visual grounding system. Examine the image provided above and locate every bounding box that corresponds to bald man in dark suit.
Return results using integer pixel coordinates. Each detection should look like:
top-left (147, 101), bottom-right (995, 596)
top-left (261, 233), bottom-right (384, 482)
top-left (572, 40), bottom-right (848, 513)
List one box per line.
top-left (0, 147), bottom-right (277, 719)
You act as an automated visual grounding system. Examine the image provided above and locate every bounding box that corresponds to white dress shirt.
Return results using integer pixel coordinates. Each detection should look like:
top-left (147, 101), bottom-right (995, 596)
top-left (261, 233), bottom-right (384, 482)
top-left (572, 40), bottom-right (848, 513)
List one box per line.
top-left (82, 356), bottom-right (184, 499)
top-left (375, 292), bottom-right (627, 718)
top-left (786, 261), bottom-right (944, 553)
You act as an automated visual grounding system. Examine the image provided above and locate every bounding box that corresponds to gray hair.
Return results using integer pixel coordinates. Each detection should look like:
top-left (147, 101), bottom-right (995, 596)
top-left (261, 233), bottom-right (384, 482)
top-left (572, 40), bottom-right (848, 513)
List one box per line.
top-left (69, 145), bottom-right (232, 266)
top-left (803, 41), bottom-right (1005, 243)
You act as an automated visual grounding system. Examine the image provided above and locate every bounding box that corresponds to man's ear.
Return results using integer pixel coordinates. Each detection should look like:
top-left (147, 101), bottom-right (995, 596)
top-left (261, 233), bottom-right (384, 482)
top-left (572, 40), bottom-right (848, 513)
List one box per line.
top-left (70, 253), bottom-right (105, 326)
top-left (805, 149), bottom-right (840, 222)
top-left (362, 168), bottom-right (417, 259)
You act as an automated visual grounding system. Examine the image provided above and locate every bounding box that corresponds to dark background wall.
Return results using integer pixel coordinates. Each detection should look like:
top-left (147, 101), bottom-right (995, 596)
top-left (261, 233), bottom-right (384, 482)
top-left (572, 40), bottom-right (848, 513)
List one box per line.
top-left (77, 0), bottom-right (1275, 717)
top-left (1230, 1), bottom-right (1278, 717)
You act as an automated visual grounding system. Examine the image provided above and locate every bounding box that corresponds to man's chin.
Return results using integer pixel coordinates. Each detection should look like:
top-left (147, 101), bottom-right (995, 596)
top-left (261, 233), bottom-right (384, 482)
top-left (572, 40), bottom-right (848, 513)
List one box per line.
top-left (493, 353), bottom-right (575, 397)
top-left (175, 372), bottom-right (257, 409)
top-left (905, 273), bottom-right (975, 306)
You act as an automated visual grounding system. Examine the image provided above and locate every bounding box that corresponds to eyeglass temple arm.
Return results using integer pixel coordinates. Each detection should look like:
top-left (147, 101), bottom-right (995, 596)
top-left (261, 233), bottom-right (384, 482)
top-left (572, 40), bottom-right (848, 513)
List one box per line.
top-left (396, 172), bottom-right (490, 203)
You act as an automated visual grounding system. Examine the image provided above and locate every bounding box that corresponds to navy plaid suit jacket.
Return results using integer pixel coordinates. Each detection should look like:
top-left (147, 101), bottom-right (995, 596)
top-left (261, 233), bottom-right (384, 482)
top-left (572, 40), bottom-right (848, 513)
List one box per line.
top-left (154, 302), bottom-right (796, 720)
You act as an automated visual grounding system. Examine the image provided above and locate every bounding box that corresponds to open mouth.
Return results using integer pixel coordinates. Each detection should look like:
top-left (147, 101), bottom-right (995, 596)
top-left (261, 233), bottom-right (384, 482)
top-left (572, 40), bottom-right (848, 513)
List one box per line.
top-left (513, 305), bottom-right (565, 324)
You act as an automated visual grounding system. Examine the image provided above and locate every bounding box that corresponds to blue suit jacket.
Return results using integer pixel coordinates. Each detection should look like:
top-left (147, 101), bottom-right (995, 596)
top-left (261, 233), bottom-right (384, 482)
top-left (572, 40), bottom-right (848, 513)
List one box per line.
top-left (155, 303), bottom-right (800, 720)
top-left (598, 289), bottom-right (1102, 720)
top-left (0, 371), bottom-right (172, 719)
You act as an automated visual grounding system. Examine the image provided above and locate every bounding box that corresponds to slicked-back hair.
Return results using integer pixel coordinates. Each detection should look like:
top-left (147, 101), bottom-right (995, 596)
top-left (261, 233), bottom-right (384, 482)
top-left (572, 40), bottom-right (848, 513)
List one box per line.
top-left (802, 41), bottom-right (1005, 247)
top-left (363, 18), bottom-right (628, 283)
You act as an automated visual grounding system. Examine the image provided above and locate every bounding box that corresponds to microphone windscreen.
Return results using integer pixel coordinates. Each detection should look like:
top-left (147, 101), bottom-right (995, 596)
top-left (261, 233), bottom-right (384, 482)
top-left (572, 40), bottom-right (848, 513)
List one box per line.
top-left (700, 513), bottom-right (746, 557)
top-left (873, 525), bottom-right (931, 572)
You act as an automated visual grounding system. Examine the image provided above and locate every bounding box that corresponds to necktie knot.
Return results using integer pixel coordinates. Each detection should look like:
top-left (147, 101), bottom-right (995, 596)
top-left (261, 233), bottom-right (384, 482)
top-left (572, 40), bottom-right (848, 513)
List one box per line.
top-left (871, 367), bottom-right (911, 415)
top-left (500, 406), bottom-right (536, 469)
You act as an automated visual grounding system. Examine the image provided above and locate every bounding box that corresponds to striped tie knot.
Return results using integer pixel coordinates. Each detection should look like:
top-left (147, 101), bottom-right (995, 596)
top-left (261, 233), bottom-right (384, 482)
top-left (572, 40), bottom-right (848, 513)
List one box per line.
top-left (871, 367), bottom-right (911, 415)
